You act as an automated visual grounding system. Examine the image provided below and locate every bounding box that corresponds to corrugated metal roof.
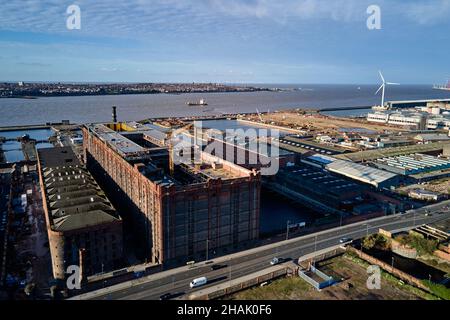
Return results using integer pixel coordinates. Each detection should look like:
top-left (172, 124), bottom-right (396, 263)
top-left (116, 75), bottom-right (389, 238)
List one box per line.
top-left (326, 160), bottom-right (397, 187)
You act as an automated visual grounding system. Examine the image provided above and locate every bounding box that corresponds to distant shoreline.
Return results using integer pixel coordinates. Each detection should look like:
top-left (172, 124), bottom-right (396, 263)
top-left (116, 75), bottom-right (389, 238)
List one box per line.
top-left (3, 95), bottom-right (38, 99)
top-left (0, 88), bottom-right (272, 99)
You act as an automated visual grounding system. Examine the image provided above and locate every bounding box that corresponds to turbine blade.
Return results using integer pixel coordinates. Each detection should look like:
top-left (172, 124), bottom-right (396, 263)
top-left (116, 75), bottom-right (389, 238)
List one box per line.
top-left (386, 82), bottom-right (400, 85)
top-left (379, 71), bottom-right (385, 83)
top-left (375, 84), bottom-right (384, 95)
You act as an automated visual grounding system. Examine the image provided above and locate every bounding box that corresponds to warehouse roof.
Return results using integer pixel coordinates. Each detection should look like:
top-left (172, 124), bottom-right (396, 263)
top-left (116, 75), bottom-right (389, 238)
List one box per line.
top-left (87, 124), bottom-right (148, 158)
top-left (415, 134), bottom-right (450, 142)
top-left (326, 160), bottom-right (398, 188)
top-left (376, 153), bottom-right (450, 174)
top-left (37, 147), bottom-right (80, 168)
top-left (38, 148), bottom-right (121, 232)
top-left (334, 142), bottom-right (450, 162)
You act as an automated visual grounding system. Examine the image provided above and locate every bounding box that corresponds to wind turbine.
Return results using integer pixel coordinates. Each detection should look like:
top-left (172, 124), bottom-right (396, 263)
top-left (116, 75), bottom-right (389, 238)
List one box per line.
top-left (256, 108), bottom-right (264, 122)
top-left (375, 71), bottom-right (400, 107)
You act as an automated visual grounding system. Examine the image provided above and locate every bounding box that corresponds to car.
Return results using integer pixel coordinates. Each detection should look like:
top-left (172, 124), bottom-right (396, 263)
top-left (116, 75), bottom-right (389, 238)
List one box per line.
top-left (159, 293), bottom-right (173, 300)
top-left (210, 264), bottom-right (226, 271)
top-left (339, 237), bottom-right (353, 244)
top-left (425, 213), bottom-right (432, 217)
top-left (270, 257), bottom-right (281, 266)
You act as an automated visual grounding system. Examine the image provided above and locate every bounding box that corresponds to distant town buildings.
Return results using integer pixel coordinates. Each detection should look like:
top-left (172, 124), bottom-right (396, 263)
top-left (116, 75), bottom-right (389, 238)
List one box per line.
top-left (0, 82), bottom-right (268, 98)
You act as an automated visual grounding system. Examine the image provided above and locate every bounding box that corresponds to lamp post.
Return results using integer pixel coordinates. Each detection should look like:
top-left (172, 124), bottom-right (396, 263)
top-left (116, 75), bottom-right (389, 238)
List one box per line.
top-left (205, 239), bottom-right (210, 262)
top-left (229, 262), bottom-right (232, 287)
top-left (391, 256), bottom-right (395, 271)
top-left (313, 235), bottom-right (318, 266)
top-left (286, 220), bottom-right (290, 241)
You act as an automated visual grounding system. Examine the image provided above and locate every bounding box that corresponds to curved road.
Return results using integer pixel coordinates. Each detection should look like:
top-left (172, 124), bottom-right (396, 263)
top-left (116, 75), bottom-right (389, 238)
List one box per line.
top-left (71, 206), bottom-right (450, 300)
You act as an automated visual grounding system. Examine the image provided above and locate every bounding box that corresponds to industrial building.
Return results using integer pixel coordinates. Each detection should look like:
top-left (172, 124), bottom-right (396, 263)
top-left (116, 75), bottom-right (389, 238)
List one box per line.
top-left (269, 163), bottom-right (363, 214)
top-left (386, 99), bottom-right (450, 109)
top-left (275, 135), bottom-right (348, 155)
top-left (374, 154), bottom-right (450, 176)
top-left (37, 147), bottom-right (123, 281)
top-left (367, 111), bottom-right (428, 129)
top-left (367, 100), bottom-right (450, 130)
top-left (335, 142), bottom-right (449, 163)
top-left (325, 160), bottom-right (399, 189)
top-left (414, 133), bottom-right (450, 144)
top-left (191, 122), bottom-right (296, 172)
top-left (82, 123), bottom-right (261, 265)
top-left (301, 154), bottom-right (399, 189)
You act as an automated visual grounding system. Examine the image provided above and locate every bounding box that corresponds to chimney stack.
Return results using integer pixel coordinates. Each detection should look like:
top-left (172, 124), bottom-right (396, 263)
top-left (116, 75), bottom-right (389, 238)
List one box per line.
top-left (112, 106), bottom-right (117, 123)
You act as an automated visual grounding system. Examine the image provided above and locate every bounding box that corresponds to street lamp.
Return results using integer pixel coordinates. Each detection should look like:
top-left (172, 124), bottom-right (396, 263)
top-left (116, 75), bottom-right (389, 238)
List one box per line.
top-left (391, 256), bottom-right (395, 270)
top-left (205, 239), bottom-right (210, 262)
top-left (286, 220), bottom-right (290, 241)
top-left (229, 262), bottom-right (232, 287)
top-left (313, 235), bottom-right (318, 266)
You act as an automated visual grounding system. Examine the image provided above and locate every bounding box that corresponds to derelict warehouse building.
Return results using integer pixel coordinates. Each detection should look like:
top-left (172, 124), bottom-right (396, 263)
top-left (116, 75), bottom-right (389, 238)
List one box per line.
top-left (82, 123), bottom-right (261, 265)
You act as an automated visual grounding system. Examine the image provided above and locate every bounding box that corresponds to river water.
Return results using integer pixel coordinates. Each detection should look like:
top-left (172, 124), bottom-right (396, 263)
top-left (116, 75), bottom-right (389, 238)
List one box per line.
top-left (0, 128), bottom-right (54, 162)
top-left (1, 85), bottom-right (450, 127)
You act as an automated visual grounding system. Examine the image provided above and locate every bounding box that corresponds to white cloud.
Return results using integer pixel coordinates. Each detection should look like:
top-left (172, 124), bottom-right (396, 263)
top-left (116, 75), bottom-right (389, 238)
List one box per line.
top-left (0, 0), bottom-right (449, 40)
top-left (403, 0), bottom-right (450, 25)
top-left (208, 0), bottom-right (365, 23)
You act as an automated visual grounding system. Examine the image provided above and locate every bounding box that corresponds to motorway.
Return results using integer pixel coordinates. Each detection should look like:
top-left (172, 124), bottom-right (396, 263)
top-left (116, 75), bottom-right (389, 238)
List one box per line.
top-left (72, 205), bottom-right (450, 300)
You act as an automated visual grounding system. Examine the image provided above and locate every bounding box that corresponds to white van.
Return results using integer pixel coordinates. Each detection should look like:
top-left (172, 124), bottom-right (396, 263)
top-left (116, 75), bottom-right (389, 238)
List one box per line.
top-left (190, 277), bottom-right (208, 288)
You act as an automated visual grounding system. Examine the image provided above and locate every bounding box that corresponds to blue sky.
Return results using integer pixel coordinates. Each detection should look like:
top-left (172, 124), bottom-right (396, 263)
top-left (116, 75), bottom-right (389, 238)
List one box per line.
top-left (0, 0), bottom-right (450, 84)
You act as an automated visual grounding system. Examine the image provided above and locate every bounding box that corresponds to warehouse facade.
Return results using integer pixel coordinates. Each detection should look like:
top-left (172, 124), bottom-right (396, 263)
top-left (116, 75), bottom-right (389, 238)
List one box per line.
top-left (82, 123), bottom-right (261, 265)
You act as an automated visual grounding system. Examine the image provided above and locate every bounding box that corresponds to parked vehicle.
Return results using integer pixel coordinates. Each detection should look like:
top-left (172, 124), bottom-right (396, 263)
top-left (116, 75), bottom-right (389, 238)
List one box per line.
top-left (190, 277), bottom-right (208, 288)
top-left (210, 264), bottom-right (226, 271)
top-left (270, 257), bottom-right (282, 266)
top-left (159, 293), bottom-right (172, 300)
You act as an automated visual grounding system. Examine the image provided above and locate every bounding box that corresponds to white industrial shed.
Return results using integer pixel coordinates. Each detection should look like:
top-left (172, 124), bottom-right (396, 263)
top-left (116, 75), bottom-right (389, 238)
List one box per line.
top-left (326, 160), bottom-right (399, 189)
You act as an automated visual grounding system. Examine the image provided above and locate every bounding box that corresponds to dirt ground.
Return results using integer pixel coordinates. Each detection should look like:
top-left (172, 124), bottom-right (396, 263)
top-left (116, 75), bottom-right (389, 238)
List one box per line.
top-left (232, 255), bottom-right (425, 300)
top-left (12, 172), bottom-right (52, 298)
top-left (248, 112), bottom-right (403, 135)
top-left (396, 178), bottom-right (450, 197)
top-left (422, 178), bottom-right (450, 195)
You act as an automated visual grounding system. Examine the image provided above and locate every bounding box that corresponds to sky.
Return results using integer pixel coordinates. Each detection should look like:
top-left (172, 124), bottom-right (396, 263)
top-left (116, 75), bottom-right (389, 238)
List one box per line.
top-left (0, 0), bottom-right (449, 84)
